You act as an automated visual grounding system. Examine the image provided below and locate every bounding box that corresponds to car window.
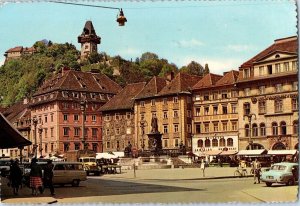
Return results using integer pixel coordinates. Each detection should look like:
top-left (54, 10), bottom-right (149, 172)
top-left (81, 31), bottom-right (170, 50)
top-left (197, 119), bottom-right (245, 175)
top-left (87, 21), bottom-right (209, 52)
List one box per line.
top-left (271, 165), bottom-right (287, 171)
top-left (65, 164), bottom-right (76, 170)
top-left (54, 164), bottom-right (65, 170)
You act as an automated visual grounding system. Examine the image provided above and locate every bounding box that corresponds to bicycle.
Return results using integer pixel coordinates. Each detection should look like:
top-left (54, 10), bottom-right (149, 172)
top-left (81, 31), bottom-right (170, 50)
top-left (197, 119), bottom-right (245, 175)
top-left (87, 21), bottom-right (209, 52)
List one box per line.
top-left (234, 168), bottom-right (248, 177)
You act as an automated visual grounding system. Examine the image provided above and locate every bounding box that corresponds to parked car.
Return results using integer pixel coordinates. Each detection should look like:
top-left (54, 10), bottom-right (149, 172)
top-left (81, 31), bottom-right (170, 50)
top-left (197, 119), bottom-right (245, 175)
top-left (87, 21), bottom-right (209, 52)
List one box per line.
top-left (0, 159), bottom-right (11, 177)
top-left (261, 162), bottom-right (298, 187)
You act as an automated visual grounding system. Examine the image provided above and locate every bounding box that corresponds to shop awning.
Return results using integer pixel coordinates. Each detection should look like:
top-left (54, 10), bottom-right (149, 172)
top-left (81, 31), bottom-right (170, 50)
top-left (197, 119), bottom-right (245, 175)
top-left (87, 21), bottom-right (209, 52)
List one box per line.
top-left (220, 150), bottom-right (238, 156)
top-left (0, 113), bottom-right (32, 149)
top-left (237, 149), bottom-right (267, 156)
top-left (204, 150), bottom-right (222, 156)
top-left (96, 152), bottom-right (120, 159)
top-left (268, 150), bottom-right (298, 155)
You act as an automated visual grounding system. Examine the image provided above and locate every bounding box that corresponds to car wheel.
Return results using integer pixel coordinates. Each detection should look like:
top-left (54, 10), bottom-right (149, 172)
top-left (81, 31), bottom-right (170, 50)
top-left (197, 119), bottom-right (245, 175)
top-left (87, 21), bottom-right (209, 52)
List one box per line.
top-left (286, 179), bottom-right (295, 186)
top-left (72, 179), bottom-right (80, 187)
top-left (266, 182), bottom-right (272, 187)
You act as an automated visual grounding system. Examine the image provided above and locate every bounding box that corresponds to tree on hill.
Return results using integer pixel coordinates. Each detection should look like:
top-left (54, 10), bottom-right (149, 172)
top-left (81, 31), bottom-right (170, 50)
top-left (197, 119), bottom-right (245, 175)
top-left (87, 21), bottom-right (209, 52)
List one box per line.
top-left (204, 63), bottom-right (210, 75)
top-left (180, 61), bottom-right (205, 76)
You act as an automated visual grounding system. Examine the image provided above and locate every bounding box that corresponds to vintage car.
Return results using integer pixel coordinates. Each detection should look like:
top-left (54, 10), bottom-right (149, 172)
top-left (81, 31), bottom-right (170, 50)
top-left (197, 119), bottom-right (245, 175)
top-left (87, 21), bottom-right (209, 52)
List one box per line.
top-left (261, 162), bottom-right (298, 187)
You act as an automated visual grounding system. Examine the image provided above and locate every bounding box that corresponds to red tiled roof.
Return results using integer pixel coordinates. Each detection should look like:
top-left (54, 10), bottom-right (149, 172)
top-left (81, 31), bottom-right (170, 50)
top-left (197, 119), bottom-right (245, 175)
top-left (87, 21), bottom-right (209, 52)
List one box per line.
top-left (6, 46), bottom-right (23, 53)
top-left (240, 36), bottom-right (298, 68)
top-left (3, 101), bottom-right (28, 123)
top-left (34, 70), bottom-right (122, 96)
top-left (158, 72), bottom-right (202, 96)
top-left (192, 73), bottom-right (223, 90)
top-left (100, 82), bottom-right (146, 111)
top-left (23, 47), bottom-right (36, 52)
top-left (135, 76), bottom-right (167, 99)
top-left (215, 70), bottom-right (239, 86)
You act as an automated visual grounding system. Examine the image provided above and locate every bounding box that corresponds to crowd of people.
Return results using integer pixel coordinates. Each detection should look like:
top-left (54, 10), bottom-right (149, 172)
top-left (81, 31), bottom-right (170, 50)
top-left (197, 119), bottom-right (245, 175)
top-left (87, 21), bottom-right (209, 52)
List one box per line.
top-left (7, 158), bottom-right (55, 196)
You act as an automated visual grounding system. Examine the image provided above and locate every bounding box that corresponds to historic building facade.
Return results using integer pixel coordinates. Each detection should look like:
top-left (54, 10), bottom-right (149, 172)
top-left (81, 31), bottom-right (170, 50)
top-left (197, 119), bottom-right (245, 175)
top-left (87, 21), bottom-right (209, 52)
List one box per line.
top-left (134, 73), bottom-right (202, 151)
top-left (237, 36), bottom-right (298, 151)
top-left (192, 71), bottom-right (239, 155)
top-left (29, 68), bottom-right (121, 157)
top-left (100, 82), bottom-right (146, 152)
top-left (4, 46), bottom-right (35, 62)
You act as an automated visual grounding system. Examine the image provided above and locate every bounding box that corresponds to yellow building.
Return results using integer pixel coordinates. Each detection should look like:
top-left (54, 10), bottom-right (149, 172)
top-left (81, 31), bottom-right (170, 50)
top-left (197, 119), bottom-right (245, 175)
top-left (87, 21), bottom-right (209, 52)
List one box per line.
top-left (237, 36), bottom-right (298, 151)
top-left (192, 71), bottom-right (239, 156)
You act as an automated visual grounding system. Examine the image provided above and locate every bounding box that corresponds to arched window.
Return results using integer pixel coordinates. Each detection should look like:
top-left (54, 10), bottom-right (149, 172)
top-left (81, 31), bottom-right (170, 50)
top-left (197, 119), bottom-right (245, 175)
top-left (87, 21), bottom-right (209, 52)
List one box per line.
top-left (272, 122), bottom-right (278, 135)
top-left (204, 139), bottom-right (211, 147)
top-left (197, 139), bottom-right (203, 148)
top-left (219, 138), bottom-right (226, 147)
top-left (280, 121), bottom-right (287, 135)
top-left (252, 123), bottom-right (258, 137)
top-left (260, 123), bottom-right (266, 136)
top-left (212, 139), bottom-right (218, 147)
top-left (293, 121), bottom-right (298, 134)
top-left (245, 124), bottom-right (250, 137)
top-left (227, 138), bottom-right (233, 147)
top-left (272, 142), bottom-right (286, 150)
top-left (247, 143), bottom-right (264, 150)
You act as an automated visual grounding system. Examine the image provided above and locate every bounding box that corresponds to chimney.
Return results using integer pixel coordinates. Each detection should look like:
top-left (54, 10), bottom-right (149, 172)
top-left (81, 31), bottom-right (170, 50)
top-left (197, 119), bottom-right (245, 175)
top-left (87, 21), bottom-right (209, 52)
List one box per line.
top-left (166, 71), bottom-right (175, 81)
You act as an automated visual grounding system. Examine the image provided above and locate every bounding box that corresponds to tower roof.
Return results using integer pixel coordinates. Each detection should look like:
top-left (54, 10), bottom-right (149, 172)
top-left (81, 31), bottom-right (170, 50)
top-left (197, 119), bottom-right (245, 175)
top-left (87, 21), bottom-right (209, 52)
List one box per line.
top-left (82, 21), bottom-right (97, 35)
top-left (78, 21), bottom-right (101, 44)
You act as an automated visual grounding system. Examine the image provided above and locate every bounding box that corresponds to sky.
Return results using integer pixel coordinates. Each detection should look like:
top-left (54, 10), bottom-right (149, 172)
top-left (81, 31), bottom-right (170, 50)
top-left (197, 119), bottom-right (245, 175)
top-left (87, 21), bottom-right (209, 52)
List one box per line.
top-left (0, 0), bottom-right (297, 74)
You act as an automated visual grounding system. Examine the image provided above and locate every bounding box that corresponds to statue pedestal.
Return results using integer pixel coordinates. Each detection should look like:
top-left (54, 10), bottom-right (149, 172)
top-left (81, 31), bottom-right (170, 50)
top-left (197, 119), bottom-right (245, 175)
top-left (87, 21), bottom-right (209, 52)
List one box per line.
top-left (147, 132), bottom-right (162, 153)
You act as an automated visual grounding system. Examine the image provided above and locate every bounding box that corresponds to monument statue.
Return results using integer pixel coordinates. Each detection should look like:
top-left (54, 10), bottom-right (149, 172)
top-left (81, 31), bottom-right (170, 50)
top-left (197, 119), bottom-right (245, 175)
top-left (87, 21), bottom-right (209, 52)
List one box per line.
top-left (151, 115), bottom-right (158, 133)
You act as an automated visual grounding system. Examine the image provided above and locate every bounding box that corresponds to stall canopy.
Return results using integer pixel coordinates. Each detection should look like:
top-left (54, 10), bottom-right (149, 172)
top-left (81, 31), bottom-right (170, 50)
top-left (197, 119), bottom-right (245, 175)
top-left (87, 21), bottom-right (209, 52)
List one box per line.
top-left (237, 149), bottom-right (267, 156)
top-left (220, 150), bottom-right (238, 156)
top-left (0, 113), bottom-right (32, 149)
top-left (204, 150), bottom-right (222, 156)
top-left (267, 150), bottom-right (298, 155)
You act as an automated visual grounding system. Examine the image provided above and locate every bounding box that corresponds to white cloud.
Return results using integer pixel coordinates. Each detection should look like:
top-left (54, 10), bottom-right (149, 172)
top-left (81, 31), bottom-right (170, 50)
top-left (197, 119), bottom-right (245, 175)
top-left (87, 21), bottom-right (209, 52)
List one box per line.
top-left (176, 39), bottom-right (204, 48)
top-left (226, 44), bottom-right (256, 52)
top-left (178, 56), bottom-right (242, 74)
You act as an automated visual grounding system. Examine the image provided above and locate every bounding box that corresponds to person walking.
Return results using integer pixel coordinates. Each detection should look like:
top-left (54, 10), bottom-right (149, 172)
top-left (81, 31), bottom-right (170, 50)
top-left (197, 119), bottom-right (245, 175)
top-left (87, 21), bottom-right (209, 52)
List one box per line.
top-left (43, 160), bottom-right (55, 196)
top-left (252, 158), bottom-right (261, 184)
top-left (9, 160), bottom-right (23, 195)
top-left (200, 159), bottom-right (206, 177)
top-left (29, 158), bottom-right (43, 195)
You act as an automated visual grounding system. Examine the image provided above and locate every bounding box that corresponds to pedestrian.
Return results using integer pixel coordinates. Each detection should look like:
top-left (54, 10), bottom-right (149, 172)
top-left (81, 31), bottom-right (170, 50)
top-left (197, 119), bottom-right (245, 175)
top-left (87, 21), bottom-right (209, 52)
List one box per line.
top-left (43, 160), bottom-right (55, 196)
top-left (29, 158), bottom-right (43, 195)
top-left (9, 159), bottom-right (23, 195)
top-left (200, 159), bottom-right (206, 177)
top-left (252, 158), bottom-right (261, 184)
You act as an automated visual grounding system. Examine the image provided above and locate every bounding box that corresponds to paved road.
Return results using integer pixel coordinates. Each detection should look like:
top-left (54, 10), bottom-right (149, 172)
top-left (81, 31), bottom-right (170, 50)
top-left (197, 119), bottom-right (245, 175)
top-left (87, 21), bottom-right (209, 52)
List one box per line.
top-left (1, 168), bottom-right (298, 204)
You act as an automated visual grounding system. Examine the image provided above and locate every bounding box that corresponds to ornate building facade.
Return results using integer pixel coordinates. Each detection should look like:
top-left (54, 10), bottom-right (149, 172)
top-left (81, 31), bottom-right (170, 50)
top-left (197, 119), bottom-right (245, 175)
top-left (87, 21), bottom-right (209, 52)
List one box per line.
top-left (192, 71), bottom-right (239, 156)
top-left (237, 36), bottom-right (298, 151)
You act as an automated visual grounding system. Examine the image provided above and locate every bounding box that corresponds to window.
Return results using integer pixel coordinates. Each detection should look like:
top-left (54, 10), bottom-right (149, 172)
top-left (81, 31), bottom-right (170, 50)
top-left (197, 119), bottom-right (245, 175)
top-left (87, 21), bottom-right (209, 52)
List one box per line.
top-left (74, 128), bottom-right (80, 136)
top-left (50, 128), bottom-right (54, 137)
top-left (284, 62), bottom-right (289, 71)
top-left (260, 123), bottom-right (266, 136)
top-left (151, 99), bottom-right (155, 106)
top-left (64, 143), bottom-right (69, 152)
top-left (244, 88), bottom-right (250, 96)
top-left (292, 98), bottom-right (298, 110)
top-left (222, 105), bottom-right (227, 114)
top-left (195, 95), bottom-right (201, 101)
top-left (51, 114), bottom-right (53, 122)
top-left (212, 139), bottom-right (218, 147)
top-left (259, 86), bottom-right (265, 95)
top-left (63, 127), bottom-right (69, 136)
top-left (293, 82), bottom-right (298, 91)
top-left (221, 91), bottom-right (228, 99)
top-left (231, 121), bottom-right (237, 131)
top-left (245, 124), bottom-right (250, 137)
top-left (174, 124), bottom-right (179, 133)
top-left (227, 138), bottom-right (233, 147)
top-left (213, 106), bottom-right (218, 115)
top-left (116, 128), bottom-right (120, 135)
top-left (115, 113), bottom-right (120, 120)
top-left (222, 122), bottom-right (228, 131)
top-left (195, 124), bottom-right (201, 134)
top-left (74, 114), bottom-right (79, 121)
top-left (187, 110), bottom-right (191, 118)
top-left (292, 61), bottom-right (297, 70)
top-left (84, 128), bottom-right (88, 136)
top-left (140, 101), bottom-right (145, 107)
top-left (231, 104), bottom-right (237, 113)
top-left (204, 123), bottom-right (209, 132)
top-left (173, 96), bottom-right (178, 103)
top-left (252, 124), bottom-right (258, 137)
top-left (164, 139), bottom-right (168, 147)
top-left (163, 125), bottom-right (168, 134)
top-left (106, 142), bottom-right (110, 149)
top-left (275, 99), bottom-right (283, 113)
top-left (92, 115), bottom-right (96, 122)
top-left (63, 114), bottom-right (68, 121)
top-left (197, 140), bottom-right (203, 147)
top-left (204, 139), bottom-right (211, 147)
top-left (272, 122), bottom-right (278, 135)
top-left (231, 90), bottom-right (238, 98)
top-left (175, 139), bottom-right (179, 147)
top-left (258, 101), bottom-right (266, 114)
top-left (187, 124), bottom-right (192, 133)
top-left (44, 116), bottom-right (47, 123)
top-left (293, 121), bottom-right (298, 134)
top-left (244, 102), bottom-right (250, 115)
top-left (204, 93), bottom-right (209, 101)
top-left (163, 111), bottom-right (168, 119)
top-left (92, 128), bottom-right (97, 136)
top-left (195, 108), bottom-right (200, 116)
top-left (219, 138), bottom-right (225, 147)
top-left (213, 92), bottom-right (218, 100)
top-left (280, 122), bottom-right (287, 135)
top-left (213, 122), bottom-right (219, 132)
top-left (106, 129), bottom-right (110, 135)
top-left (126, 112), bottom-right (131, 119)
top-left (140, 113), bottom-right (145, 120)
top-left (244, 69), bottom-right (250, 78)
top-left (204, 107), bottom-right (209, 115)
top-left (105, 114), bottom-right (110, 121)
top-left (163, 98), bottom-right (168, 105)
top-left (275, 84), bottom-right (282, 92)
top-left (275, 63), bottom-right (281, 73)
top-left (75, 143), bottom-right (80, 150)
top-left (267, 65), bottom-right (272, 74)
top-left (259, 66), bottom-right (264, 75)
top-left (174, 110), bottom-right (179, 118)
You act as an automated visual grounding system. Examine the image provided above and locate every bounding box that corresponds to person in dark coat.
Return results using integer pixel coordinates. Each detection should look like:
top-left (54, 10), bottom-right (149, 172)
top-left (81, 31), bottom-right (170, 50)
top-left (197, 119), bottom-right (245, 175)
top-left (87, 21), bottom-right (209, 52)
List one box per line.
top-left (29, 158), bottom-right (43, 195)
top-left (43, 160), bottom-right (55, 196)
top-left (10, 160), bottom-right (23, 195)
